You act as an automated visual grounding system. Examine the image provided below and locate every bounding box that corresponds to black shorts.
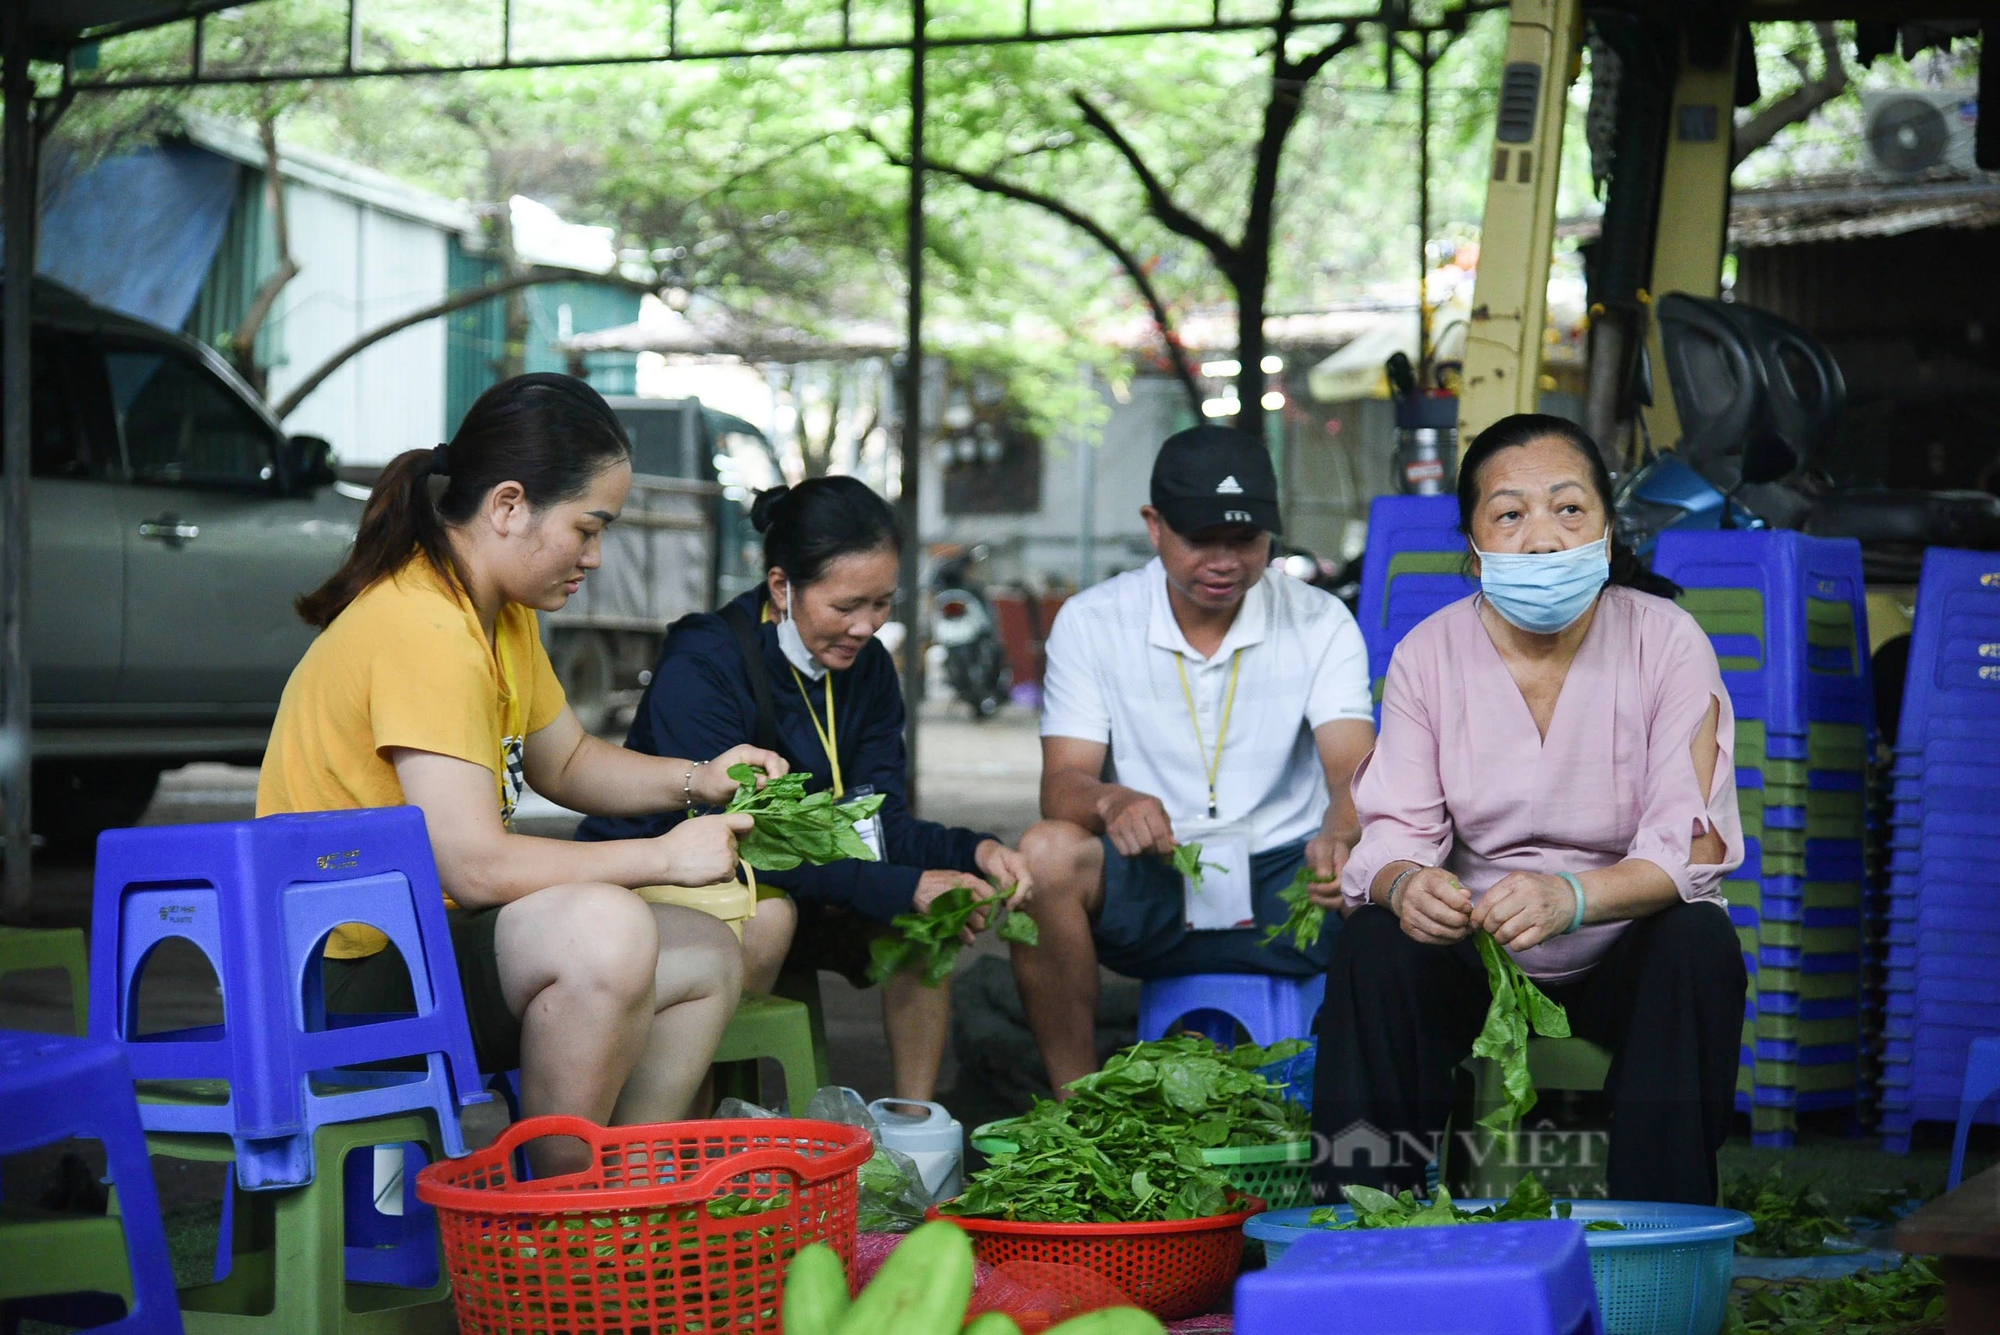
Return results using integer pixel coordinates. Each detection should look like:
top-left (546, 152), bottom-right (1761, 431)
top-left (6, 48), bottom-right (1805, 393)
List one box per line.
top-left (324, 906), bottom-right (522, 1075)
top-left (785, 900), bottom-right (897, 990)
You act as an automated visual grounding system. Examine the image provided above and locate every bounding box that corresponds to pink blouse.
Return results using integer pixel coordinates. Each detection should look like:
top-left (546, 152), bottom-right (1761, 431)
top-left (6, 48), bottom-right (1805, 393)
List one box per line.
top-left (1341, 586), bottom-right (1744, 981)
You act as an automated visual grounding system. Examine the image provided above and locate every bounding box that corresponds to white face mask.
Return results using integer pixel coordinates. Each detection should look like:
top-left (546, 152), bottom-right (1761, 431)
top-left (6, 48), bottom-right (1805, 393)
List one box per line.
top-left (776, 580), bottom-right (826, 679)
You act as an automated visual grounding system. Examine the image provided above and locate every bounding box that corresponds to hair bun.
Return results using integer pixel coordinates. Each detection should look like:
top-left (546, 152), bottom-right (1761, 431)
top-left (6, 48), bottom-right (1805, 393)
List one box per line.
top-left (749, 485), bottom-right (791, 534)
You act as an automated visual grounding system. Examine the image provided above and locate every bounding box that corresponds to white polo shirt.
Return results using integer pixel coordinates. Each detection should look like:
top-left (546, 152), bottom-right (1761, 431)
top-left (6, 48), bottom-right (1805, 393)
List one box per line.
top-left (1040, 558), bottom-right (1374, 854)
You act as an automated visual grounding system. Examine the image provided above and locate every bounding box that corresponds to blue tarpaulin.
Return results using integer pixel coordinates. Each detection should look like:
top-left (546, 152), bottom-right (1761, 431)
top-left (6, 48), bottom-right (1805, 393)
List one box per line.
top-left (28, 142), bottom-right (238, 330)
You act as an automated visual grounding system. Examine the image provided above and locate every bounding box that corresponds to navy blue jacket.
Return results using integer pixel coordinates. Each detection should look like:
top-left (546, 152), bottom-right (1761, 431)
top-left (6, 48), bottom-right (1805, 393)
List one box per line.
top-left (575, 589), bottom-right (992, 922)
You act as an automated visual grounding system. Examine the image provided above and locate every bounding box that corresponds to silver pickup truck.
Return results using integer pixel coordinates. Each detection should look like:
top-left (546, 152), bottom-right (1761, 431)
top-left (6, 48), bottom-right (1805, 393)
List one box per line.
top-left (21, 282), bottom-right (361, 846)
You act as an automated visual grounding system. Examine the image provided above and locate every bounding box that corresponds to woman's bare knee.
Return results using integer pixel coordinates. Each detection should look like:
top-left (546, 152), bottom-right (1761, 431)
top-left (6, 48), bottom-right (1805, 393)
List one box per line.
top-left (498, 883), bottom-right (659, 1011)
top-left (740, 895), bottom-right (796, 993)
top-left (648, 902), bottom-right (745, 1004)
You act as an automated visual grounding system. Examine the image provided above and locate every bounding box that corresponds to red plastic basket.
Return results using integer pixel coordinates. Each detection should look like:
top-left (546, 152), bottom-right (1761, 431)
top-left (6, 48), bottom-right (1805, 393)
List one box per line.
top-left (926, 1196), bottom-right (1266, 1321)
top-left (415, 1116), bottom-right (871, 1334)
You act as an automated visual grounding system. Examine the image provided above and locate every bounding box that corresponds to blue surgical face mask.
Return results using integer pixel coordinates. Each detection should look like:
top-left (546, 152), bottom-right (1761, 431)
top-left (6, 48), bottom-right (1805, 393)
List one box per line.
top-left (1473, 535), bottom-right (1611, 634)
top-left (776, 580), bottom-right (827, 679)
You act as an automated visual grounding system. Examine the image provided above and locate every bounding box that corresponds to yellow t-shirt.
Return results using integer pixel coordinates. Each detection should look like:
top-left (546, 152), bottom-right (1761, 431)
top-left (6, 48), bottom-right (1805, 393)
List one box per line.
top-left (257, 555), bottom-right (566, 957)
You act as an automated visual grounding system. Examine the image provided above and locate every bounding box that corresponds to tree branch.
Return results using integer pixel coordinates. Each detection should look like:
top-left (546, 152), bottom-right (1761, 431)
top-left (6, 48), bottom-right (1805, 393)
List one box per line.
top-left (1732, 21), bottom-right (1847, 167)
top-left (230, 112), bottom-right (301, 395)
top-left (272, 269), bottom-right (655, 420)
top-left (862, 128), bottom-right (1202, 413)
top-left (1070, 90), bottom-right (1240, 274)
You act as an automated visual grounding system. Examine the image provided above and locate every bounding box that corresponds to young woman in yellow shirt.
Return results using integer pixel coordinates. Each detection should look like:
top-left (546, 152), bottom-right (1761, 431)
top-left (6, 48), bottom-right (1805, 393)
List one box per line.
top-left (261, 373), bottom-right (784, 1172)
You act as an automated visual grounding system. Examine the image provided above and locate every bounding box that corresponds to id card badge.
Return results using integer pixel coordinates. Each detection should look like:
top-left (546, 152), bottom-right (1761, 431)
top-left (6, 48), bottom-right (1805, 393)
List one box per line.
top-left (1174, 816), bottom-right (1256, 932)
top-left (841, 785), bottom-right (886, 861)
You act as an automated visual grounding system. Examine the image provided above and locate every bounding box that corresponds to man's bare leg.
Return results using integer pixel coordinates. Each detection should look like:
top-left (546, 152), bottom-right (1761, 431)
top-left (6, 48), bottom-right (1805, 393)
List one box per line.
top-left (495, 882), bottom-right (663, 1175)
top-left (1011, 820), bottom-right (1108, 1095)
top-left (882, 967), bottom-right (950, 1101)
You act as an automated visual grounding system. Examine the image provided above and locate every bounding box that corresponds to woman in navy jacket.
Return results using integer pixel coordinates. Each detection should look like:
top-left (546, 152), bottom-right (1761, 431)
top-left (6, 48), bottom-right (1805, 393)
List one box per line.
top-left (578, 477), bottom-right (1032, 1099)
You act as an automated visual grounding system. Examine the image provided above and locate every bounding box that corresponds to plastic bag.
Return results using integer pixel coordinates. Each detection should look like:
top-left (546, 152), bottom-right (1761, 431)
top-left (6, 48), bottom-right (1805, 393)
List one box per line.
top-left (800, 1086), bottom-right (934, 1232)
top-left (715, 1096), bottom-right (780, 1119)
top-left (965, 1260), bottom-right (1135, 1334)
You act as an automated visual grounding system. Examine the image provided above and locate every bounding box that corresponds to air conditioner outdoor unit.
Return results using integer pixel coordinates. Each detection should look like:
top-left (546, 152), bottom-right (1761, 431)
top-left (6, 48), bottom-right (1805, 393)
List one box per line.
top-left (1861, 88), bottom-right (1980, 176)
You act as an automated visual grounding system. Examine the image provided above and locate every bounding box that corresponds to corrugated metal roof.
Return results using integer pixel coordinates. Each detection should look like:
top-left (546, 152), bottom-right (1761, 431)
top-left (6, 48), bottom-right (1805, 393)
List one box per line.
top-left (1731, 175), bottom-right (2000, 247)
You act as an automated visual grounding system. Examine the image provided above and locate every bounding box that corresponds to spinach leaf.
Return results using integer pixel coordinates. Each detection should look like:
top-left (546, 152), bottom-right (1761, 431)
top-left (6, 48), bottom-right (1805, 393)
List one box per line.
top-left (865, 883), bottom-right (1036, 988)
top-left (1308, 1176), bottom-right (1622, 1231)
top-left (724, 764), bottom-right (883, 870)
top-left (1723, 1167), bottom-right (1856, 1258)
top-left (1472, 930), bottom-right (1571, 1132)
top-left (1262, 865), bottom-right (1326, 951)
top-left (1170, 842), bottom-right (1227, 892)
top-left (1730, 1255), bottom-right (1942, 1333)
top-left (944, 1034), bottom-right (1304, 1223)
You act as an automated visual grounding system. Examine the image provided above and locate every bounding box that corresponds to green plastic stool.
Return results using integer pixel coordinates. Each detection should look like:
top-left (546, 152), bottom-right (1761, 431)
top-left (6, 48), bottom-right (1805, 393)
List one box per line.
top-left (1458, 1037), bottom-right (1613, 1198)
top-left (0, 925), bottom-right (90, 1035)
top-left (0, 1208), bottom-right (141, 1311)
top-left (711, 988), bottom-right (831, 1116)
top-left (147, 1112), bottom-right (456, 1334)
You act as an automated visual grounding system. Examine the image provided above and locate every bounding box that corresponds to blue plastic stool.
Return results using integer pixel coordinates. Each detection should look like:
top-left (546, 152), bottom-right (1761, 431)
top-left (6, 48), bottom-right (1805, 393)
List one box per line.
top-left (91, 808), bottom-right (489, 1188)
top-left (1234, 1219), bottom-right (1603, 1335)
top-left (1137, 973), bottom-right (1326, 1048)
top-left (1947, 1034), bottom-right (2000, 1191)
top-left (0, 1029), bottom-right (184, 1334)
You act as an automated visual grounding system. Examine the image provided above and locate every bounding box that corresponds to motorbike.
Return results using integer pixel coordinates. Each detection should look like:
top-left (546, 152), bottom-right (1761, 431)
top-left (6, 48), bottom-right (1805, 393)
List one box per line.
top-left (929, 546), bottom-right (1010, 720)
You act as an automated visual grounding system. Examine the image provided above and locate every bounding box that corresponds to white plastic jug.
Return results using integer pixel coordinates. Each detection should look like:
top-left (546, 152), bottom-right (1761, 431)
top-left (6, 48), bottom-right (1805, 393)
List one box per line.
top-left (866, 1098), bottom-right (964, 1201)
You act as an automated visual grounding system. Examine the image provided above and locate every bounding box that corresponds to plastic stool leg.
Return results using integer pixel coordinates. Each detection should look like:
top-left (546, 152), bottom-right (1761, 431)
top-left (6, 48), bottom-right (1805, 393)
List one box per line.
top-left (1948, 1037), bottom-right (2000, 1191)
top-left (773, 964), bottom-right (833, 1089)
top-left (714, 994), bottom-right (821, 1115)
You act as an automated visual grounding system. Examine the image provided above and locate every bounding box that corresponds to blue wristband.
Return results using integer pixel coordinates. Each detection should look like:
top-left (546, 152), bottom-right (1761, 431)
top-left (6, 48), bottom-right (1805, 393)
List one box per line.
top-left (1557, 872), bottom-right (1586, 935)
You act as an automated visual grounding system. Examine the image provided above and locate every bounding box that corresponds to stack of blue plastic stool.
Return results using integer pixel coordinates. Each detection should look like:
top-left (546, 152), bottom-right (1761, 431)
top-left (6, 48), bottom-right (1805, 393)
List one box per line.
top-left (1653, 530), bottom-right (1875, 1147)
top-left (1878, 547), bottom-right (2000, 1154)
top-left (1235, 1219), bottom-right (1603, 1335)
top-left (1356, 494), bottom-right (1475, 723)
top-left (0, 1029), bottom-right (184, 1334)
top-left (91, 807), bottom-right (489, 1187)
top-left (1138, 973), bottom-right (1326, 1049)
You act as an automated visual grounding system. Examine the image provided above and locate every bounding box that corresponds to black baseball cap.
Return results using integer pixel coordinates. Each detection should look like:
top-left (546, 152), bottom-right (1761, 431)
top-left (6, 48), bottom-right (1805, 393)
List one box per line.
top-left (1149, 425), bottom-right (1282, 537)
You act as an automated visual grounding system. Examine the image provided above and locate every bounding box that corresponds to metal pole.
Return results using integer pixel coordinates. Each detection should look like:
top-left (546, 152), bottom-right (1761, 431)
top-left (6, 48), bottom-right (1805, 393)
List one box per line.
top-left (1416, 37), bottom-right (1431, 378)
top-left (3, 3), bottom-right (36, 916)
top-left (897, 0), bottom-right (926, 811)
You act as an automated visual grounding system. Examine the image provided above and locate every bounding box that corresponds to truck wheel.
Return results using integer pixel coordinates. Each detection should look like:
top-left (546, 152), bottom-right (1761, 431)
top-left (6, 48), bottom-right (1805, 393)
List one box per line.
top-left (32, 762), bottom-right (164, 856)
top-left (555, 632), bottom-right (616, 737)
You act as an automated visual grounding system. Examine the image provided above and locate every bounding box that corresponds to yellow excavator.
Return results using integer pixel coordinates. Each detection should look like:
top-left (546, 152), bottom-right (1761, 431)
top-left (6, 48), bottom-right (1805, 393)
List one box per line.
top-left (1452, 0), bottom-right (1999, 716)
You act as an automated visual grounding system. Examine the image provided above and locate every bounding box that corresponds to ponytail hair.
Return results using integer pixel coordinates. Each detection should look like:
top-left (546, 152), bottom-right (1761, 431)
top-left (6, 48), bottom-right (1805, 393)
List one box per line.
top-left (1455, 412), bottom-right (1682, 600)
top-left (297, 373), bottom-right (631, 627)
top-left (749, 475), bottom-right (900, 587)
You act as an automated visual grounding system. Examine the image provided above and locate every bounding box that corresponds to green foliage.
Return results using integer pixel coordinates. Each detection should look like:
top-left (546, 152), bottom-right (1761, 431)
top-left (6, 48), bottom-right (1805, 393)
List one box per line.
top-left (702, 1191), bottom-right (791, 1219)
top-left (1727, 1256), bottom-right (1944, 1334)
top-left (866, 882), bottom-right (1035, 987)
top-left (1262, 865), bottom-right (1325, 951)
top-left (1724, 1168), bottom-right (1856, 1258)
top-left (945, 1035), bottom-right (1304, 1223)
top-left (1169, 842), bottom-right (1226, 892)
top-left (1309, 1176), bottom-right (1623, 1231)
top-left (1472, 930), bottom-right (1572, 1133)
top-left (725, 764), bottom-right (882, 870)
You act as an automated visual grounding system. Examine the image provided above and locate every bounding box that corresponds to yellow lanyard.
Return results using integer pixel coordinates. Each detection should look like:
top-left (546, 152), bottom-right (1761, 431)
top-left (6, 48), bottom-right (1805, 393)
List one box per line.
top-left (1175, 649), bottom-right (1243, 818)
top-left (790, 668), bottom-right (844, 799)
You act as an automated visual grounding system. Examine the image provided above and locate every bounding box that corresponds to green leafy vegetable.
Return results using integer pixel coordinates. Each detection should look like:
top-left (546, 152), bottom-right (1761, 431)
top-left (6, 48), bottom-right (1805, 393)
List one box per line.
top-left (724, 764), bottom-right (884, 870)
top-left (944, 1035), bottom-right (1304, 1223)
top-left (1309, 1176), bottom-right (1622, 1231)
top-left (1262, 865), bottom-right (1326, 951)
top-left (1728, 1255), bottom-right (1942, 1334)
top-left (703, 1191), bottom-right (790, 1219)
top-left (1724, 1168), bottom-right (1857, 1257)
top-left (1169, 842), bottom-right (1226, 892)
top-left (865, 883), bottom-right (1036, 987)
top-left (1472, 931), bottom-right (1571, 1132)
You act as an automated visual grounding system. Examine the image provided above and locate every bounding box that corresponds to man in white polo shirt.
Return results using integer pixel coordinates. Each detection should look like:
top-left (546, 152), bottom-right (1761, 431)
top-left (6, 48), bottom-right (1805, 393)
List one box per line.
top-left (1013, 424), bottom-right (1377, 1091)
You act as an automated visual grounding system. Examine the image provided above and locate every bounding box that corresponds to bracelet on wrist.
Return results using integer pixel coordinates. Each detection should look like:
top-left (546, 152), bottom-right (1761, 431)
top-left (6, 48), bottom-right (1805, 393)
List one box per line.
top-left (1384, 865), bottom-right (1421, 915)
top-left (1557, 871), bottom-right (1587, 935)
top-left (683, 758), bottom-right (708, 807)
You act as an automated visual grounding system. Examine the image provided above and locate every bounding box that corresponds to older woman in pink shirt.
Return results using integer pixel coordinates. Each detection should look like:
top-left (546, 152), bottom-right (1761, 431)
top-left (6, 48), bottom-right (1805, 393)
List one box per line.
top-left (1310, 414), bottom-right (1747, 1206)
